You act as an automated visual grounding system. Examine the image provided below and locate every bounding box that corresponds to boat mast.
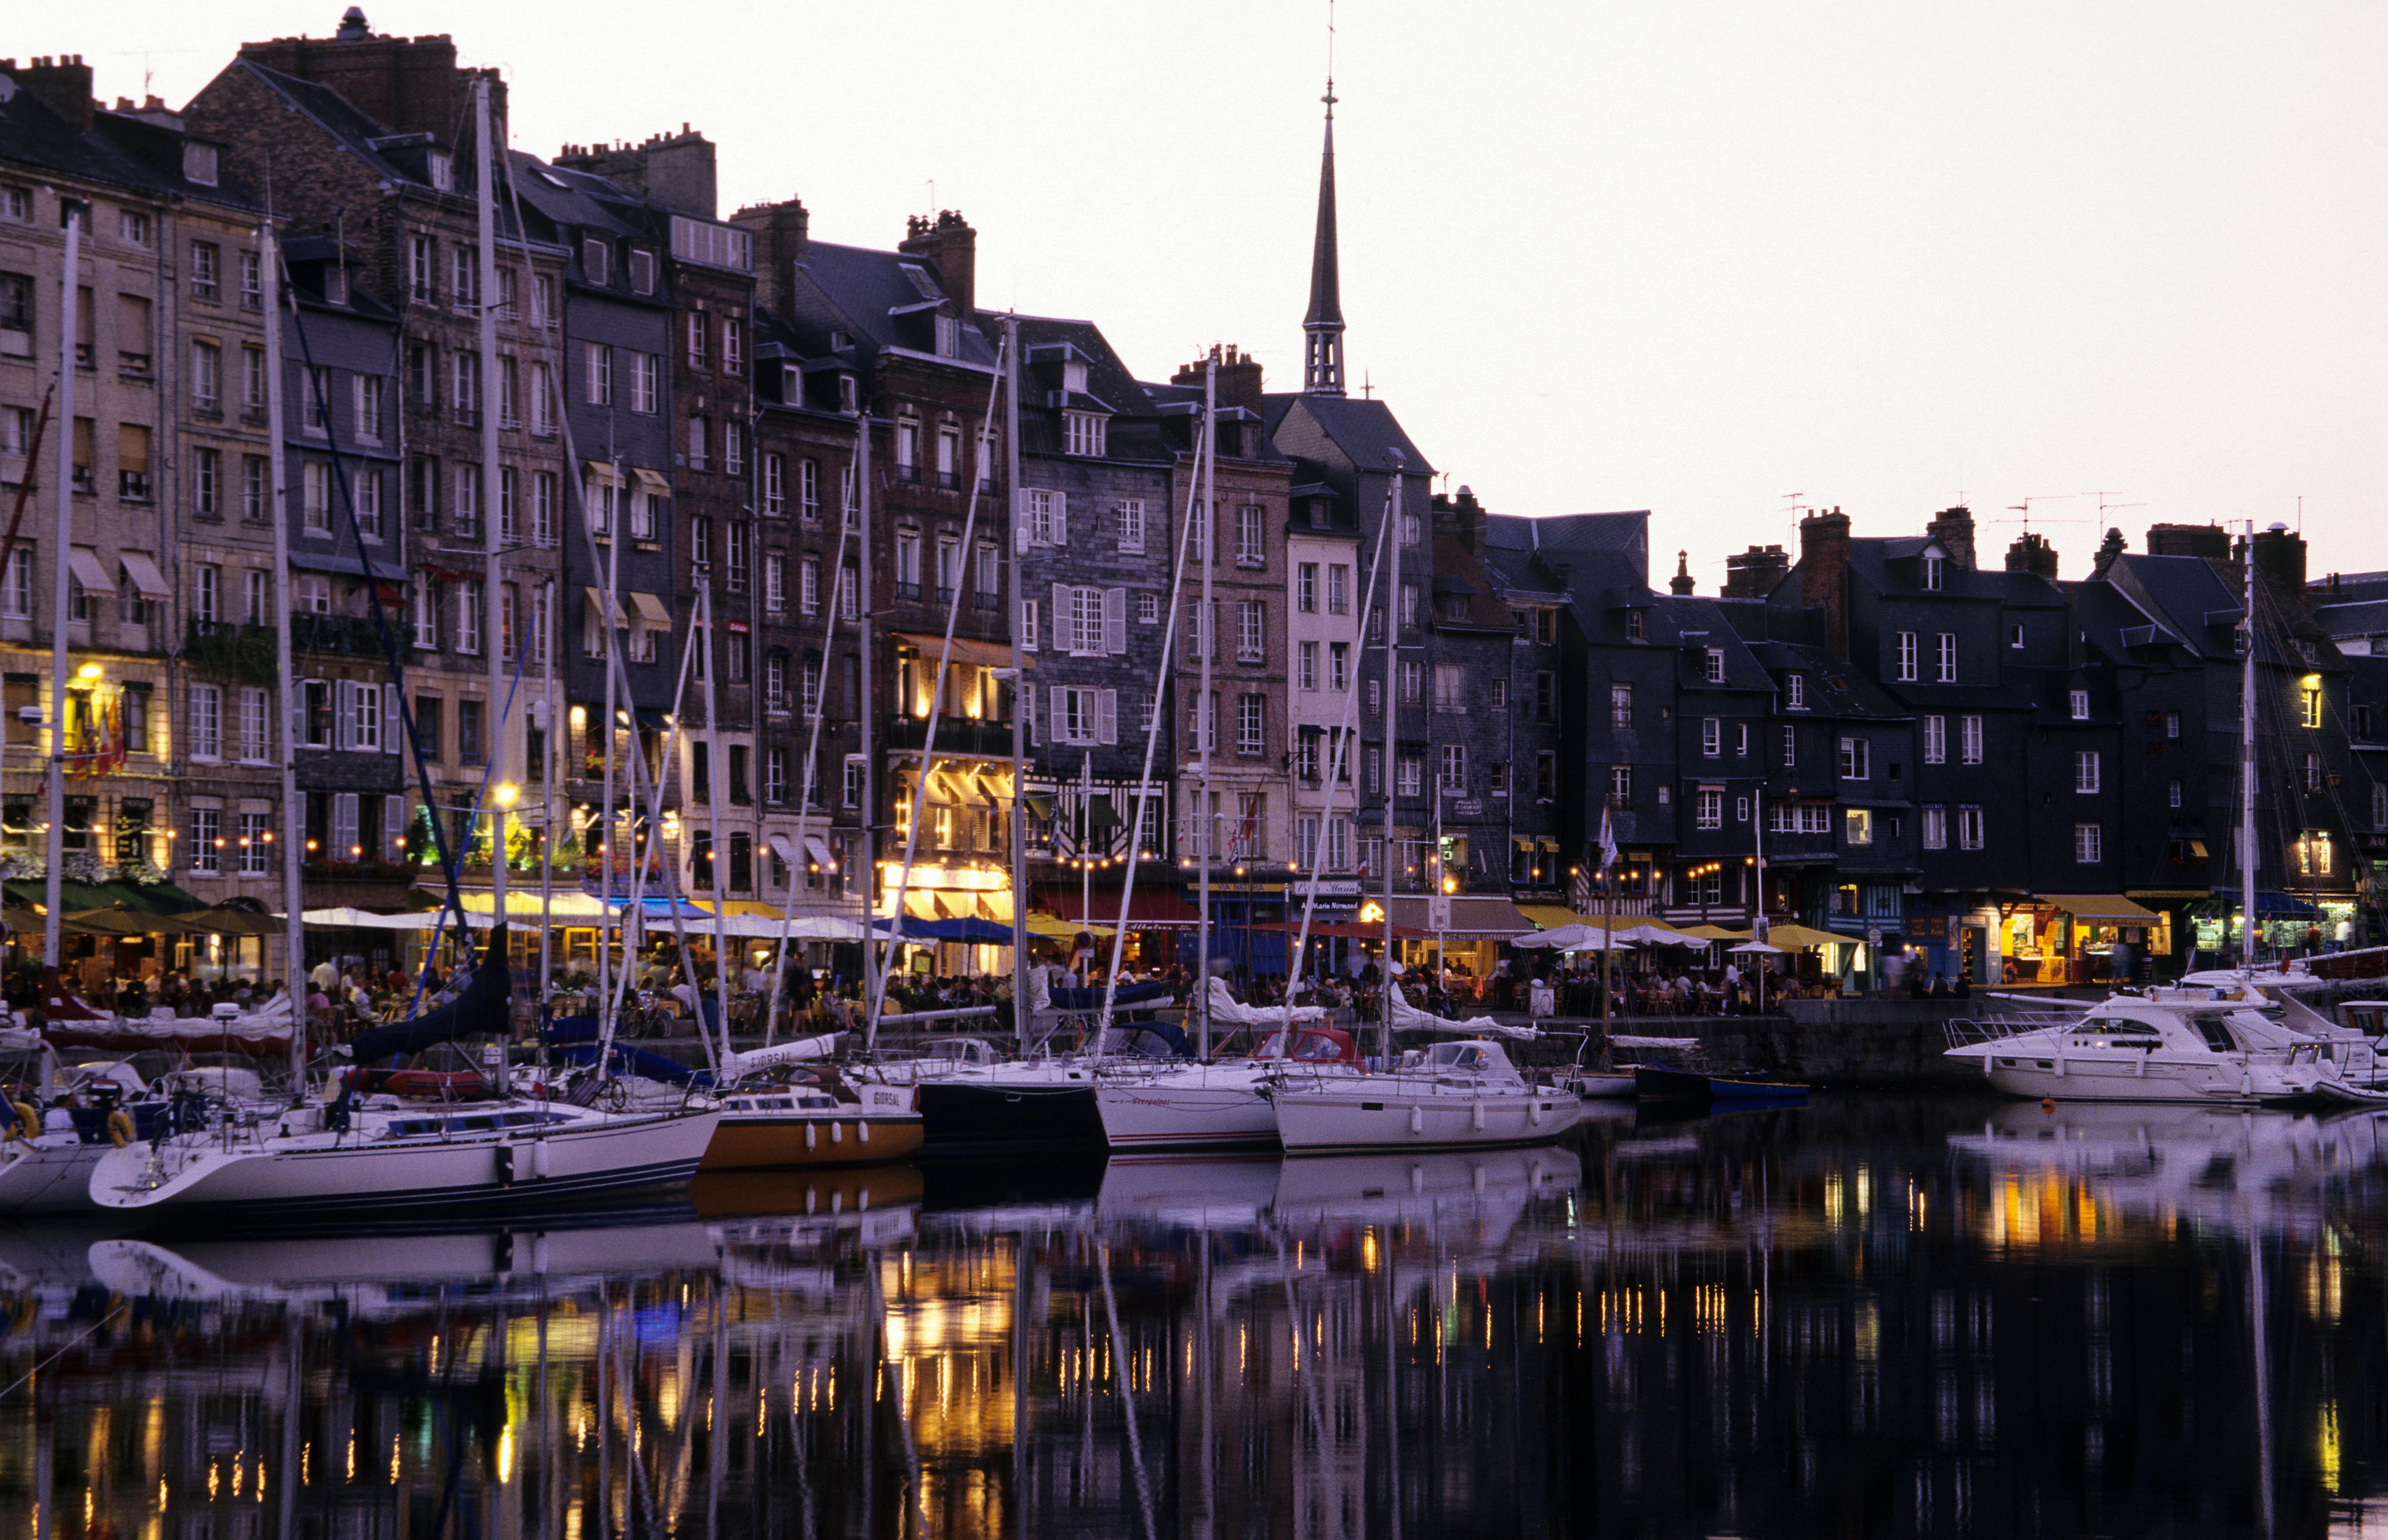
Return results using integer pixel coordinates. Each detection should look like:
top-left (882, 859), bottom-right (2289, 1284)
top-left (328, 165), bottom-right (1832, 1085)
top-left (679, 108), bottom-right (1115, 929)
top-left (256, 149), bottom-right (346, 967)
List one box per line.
top-left (41, 203), bottom-right (76, 970)
top-left (695, 579), bottom-right (733, 1059)
top-left (477, 80), bottom-right (508, 951)
top-left (856, 407), bottom-right (879, 1039)
top-left (2242, 517), bottom-right (2258, 969)
top-left (597, 440), bottom-right (621, 1040)
top-left (1004, 315), bottom-right (1028, 1053)
top-left (1196, 358), bottom-right (1215, 1056)
top-left (261, 221), bottom-right (306, 1087)
top-left (1379, 478), bottom-right (1399, 1065)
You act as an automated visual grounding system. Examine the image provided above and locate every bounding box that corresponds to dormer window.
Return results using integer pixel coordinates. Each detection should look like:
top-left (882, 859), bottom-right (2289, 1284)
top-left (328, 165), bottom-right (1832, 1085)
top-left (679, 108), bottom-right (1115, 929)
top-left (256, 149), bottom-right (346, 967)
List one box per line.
top-left (1786, 673), bottom-right (1806, 710)
top-left (1704, 648), bottom-right (1726, 684)
top-left (581, 236), bottom-right (609, 286)
top-left (1063, 412), bottom-right (1106, 457)
top-left (182, 142), bottom-right (220, 187)
top-left (427, 151), bottom-right (453, 193)
top-left (830, 330), bottom-right (852, 352)
top-left (628, 250), bottom-right (656, 296)
top-left (2070, 688), bottom-right (2090, 720)
top-left (1625, 610), bottom-right (1645, 641)
top-left (1924, 553), bottom-right (1945, 591)
top-left (1307, 500), bottom-right (1328, 529)
top-left (934, 313), bottom-right (960, 358)
top-left (1063, 358), bottom-right (1089, 394)
top-left (780, 364), bottom-right (801, 403)
top-left (838, 375), bottom-right (858, 414)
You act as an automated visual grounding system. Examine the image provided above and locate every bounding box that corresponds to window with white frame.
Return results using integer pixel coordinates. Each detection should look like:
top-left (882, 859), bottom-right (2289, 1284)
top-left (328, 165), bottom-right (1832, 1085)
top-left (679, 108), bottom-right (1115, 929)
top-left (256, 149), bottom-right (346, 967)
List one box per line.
top-left (1115, 500), bottom-right (1144, 552)
top-left (631, 353), bottom-right (658, 413)
top-left (1958, 805), bottom-right (1985, 849)
top-left (1935, 632), bottom-right (1957, 683)
top-left (1297, 563), bottom-right (1318, 613)
top-left (584, 342), bottom-right (612, 406)
top-left (1701, 717), bottom-right (1721, 757)
top-left (1786, 673), bottom-right (1805, 709)
top-left (1063, 412), bottom-right (1105, 456)
top-left (1610, 683), bottom-right (1633, 728)
top-left (1236, 504), bottom-right (1265, 567)
top-left (1397, 753), bottom-right (1422, 798)
top-left (187, 806), bottom-right (221, 874)
top-left (1237, 694), bottom-right (1265, 756)
top-left (1328, 643), bottom-right (1349, 692)
top-left (1696, 788), bottom-right (1723, 830)
top-left (457, 580), bottom-right (484, 656)
top-left (1845, 807), bottom-right (1873, 846)
top-left (1328, 564), bottom-right (1350, 615)
top-left (1921, 804), bottom-right (1947, 849)
top-left (2076, 751), bottom-right (2100, 793)
top-left (1704, 648), bottom-right (1725, 684)
top-left (1138, 592), bottom-right (1159, 625)
top-left (762, 454), bottom-right (786, 517)
top-left (1924, 715), bottom-right (1946, 764)
top-left (1238, 599), bottom-right (1266, 661)
top-left (1782, 724), bottom-right (1797, 767)
top-left (2070, 689), bottom-right (2090, 720)
top-left (1960, 714), bottom-right (1983, 764)
top-left (1838, 736), bottom-right (1869, 780)
top-left (1297, 641), bottom-right (1319, 690)
top-left (2075, 822), bottom-right (2102, 863)
top-left (188, 684), bottom-right (222, 760)
top-left (1895, 631), bottom-right (1917, 682)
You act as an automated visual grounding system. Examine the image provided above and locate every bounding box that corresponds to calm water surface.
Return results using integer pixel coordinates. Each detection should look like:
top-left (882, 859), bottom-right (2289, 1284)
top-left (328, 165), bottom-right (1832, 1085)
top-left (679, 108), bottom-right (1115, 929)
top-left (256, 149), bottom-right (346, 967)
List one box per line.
top-left (7, 1095), bottom-right (2388, 1538)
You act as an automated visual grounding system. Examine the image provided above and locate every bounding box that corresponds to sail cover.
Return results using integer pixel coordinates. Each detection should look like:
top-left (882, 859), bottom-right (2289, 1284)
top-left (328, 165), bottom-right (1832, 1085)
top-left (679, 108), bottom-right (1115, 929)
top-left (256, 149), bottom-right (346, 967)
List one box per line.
top-left (345, 923), bottom-right (512, 1062)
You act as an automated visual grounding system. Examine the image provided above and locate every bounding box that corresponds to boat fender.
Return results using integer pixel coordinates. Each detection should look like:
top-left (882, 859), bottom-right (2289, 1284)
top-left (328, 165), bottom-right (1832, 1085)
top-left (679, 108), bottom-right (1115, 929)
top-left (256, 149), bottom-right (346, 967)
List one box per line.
top-left (531, 1139), bottom-right (551, 1180)
top-left (2241, 1070), bottom-right (2254, 1098)
top-left (1409, 1106), bottom-right (1424, 1135)
top-left (1529, 1100), bottom-right (1543, 1127)
top-left (7, 1101), bottom-right (34, 1141)
top-left (831, 1121), bottom-right (843, 1144)
top-left (858, 1119), bottom-right (870, 1144)
top-left (495, 1143), bottom-right (516, 1187)
top-left (108, 1109), bottom-right (136, 1147)
top-left (1471, 1101), bottom-right (1486, 1131)
top-left (805, 1123), bottom-right (817, 1150)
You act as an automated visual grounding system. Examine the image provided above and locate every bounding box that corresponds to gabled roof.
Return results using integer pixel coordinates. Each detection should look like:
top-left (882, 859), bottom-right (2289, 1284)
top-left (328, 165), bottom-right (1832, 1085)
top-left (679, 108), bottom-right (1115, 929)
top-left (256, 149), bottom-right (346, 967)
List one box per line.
top-left (1658, 596), bottom-right (1774, 693)
top-left (1261, 393), bottom-right (1433, 475)
top-left (2095, 552), bottom-right (2242, 660)
top-left (1746, 641), bottom-right (1909, 720)
top-left (0, 76), bottom-right (257, 211)
top-left (2315, 599), bottom-right (2388, 639)
top-left (1844, 539), bottom-right (2066, 607)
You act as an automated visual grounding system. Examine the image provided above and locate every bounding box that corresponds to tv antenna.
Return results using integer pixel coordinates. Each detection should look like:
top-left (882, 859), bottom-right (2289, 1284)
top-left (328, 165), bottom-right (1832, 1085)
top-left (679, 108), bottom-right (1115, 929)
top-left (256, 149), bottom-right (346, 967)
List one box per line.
top-left (1986, 493), bottom-right (2093, 531)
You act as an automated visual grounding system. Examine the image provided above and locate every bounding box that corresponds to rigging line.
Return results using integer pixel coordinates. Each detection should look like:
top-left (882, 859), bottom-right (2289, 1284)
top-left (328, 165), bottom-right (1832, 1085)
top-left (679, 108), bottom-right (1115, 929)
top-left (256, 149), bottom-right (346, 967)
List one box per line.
top-left (0, 1301), bottom-right (125, 1402)
top-left (279, 274), bottom-right (475, 969)
top-left (1091, 415), bottom-right (1209, 1044)
top-left (868, 331), bottom-right (1011, 1039)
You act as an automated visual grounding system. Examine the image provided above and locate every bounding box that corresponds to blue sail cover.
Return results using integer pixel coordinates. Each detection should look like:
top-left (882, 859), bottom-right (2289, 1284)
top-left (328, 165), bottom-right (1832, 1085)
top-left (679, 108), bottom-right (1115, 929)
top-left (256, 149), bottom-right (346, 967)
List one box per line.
top-left (542, 1015), bottom-right (712, 1086)
top-left (346, 923), bottom-right (511, 1062)
top-left (1049, 980), bottom-right (1176, 1011)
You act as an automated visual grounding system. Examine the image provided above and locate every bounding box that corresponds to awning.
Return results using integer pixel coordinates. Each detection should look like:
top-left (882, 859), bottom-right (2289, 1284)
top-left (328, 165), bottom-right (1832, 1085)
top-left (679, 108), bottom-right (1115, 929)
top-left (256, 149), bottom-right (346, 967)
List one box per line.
top-left (627, 591), bottom-right (672, 627)
top-left (2127, 890), bottom-right (2208, 902)
top-left (894, 631), bottom-right (1011, 669)
top-left (1761, 922), bottom-right (1849, 949)
top-left (1258, 919), bottom-right (1429, 940)
top-left (583, 460), bottom-right (623, 489)
top-left (2044, 894), bottom-right (2161, 924)
top-left (1515, 903), bottom-right (1587, 930)
top-left (6, 878), bottom-right (206, 915)
top-left (1037, 887), bottom-right (1203, 930)
top-left (583, 586), bottom-right (629, 627)
top-left (118, 551), bottom-right (172, 600)
top-left (67, 547), bottom-right (113, 592)
top-left (632, 467), bottom-right (671, 496)
top-left (1025, 912), bottom-right (1113, 941)
top-left (1386, 895), bottom-right (1534, 938)
top-left (802, 835), bottom-right (835, 871)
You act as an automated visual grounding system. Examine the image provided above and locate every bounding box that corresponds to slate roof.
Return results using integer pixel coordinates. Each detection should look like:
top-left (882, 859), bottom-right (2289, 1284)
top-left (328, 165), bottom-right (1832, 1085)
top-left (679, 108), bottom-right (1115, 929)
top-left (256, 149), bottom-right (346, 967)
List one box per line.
top-left (1746, 641), bottom-right (1908, 720)
top-left (990, 313), bottom-right (1152, 420)
top-left (1261, 393), bottom-right (1433, 475)
top-left (2097, 552), bottom-right (2241, 658)
top-left (1485, 512), bottom-right (1652, 625)
top-left (0, 74), bottom-right (259, 211)
top-left (1844, 538), bottom-right (2066, 607)
top-left (1428, 533), bottom-right (1517, 630)
top-left (2315, 599), bottom-right (2388, 640)
top-left (780, 240), bottom-right (1000, 367)
top-left (1658, 595), bottom-right (1775, 693)
top-left (508, 152), bottom-right (653, 241)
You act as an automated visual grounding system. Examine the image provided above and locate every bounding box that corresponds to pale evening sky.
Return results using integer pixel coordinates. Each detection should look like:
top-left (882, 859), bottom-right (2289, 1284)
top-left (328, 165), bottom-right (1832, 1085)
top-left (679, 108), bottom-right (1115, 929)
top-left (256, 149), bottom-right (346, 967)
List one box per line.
top-left (26, 1), bottom-right (2388, 585)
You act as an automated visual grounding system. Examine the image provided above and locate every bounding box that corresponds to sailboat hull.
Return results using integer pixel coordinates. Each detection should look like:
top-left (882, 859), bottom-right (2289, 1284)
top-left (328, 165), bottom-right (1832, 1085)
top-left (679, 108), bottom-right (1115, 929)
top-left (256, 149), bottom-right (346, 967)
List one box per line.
top-left (1094, 1073), bottom-right (1280, 1151)
top-left (916, 1082), bottom-right (1105, 1148)
top-left (0, 1137), bottom-right (111, 1213)
top-left (87, 1109), bottom-right (721, 1219)
top-left (698, 1111), bottom-right (925, 1170)
top-left (1273, 1088), bottom-right (1584, 1154)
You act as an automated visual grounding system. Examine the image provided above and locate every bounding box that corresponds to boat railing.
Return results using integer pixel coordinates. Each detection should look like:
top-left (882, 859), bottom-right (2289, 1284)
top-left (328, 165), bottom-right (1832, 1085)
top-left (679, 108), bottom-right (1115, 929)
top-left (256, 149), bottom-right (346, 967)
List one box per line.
top-left (1944, 1013), bottom-right (2083, 1050)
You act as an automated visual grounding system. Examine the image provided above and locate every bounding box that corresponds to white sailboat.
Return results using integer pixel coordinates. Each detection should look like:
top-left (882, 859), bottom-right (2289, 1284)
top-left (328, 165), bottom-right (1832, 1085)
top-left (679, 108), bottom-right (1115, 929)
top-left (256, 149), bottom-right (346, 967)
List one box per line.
top-left (1270, 1037), bottom-right (1584, 1153)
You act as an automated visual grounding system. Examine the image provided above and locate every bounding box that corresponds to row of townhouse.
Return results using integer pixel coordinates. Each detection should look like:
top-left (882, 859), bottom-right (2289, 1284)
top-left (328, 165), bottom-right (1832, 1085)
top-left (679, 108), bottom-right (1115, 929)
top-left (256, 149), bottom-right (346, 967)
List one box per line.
top-left (6, 12), bottom-right (2380, 989)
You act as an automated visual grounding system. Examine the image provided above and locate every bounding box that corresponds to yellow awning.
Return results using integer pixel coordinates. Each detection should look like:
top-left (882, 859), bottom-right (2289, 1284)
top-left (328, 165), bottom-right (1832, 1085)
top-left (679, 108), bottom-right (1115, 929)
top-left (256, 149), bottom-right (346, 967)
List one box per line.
top-left (1762, 923), bottom-right (1849, 949)
top-left (1681, 924), bottom-right (1749, 941)
top-left (2044, 894), bottom-right (2161, 924)
top-left (627, 591), bottom-right (672, 627)
top-left (632, 467), bottom-right (671, 495)
top-left (583, 586), bottom-right (629, 627)
top-left (893, 631), bottom-right (1013, 669)
top-left (1026, 913), bottom-right (1114, 940)
top-left (1515, 904), bottom-right (1585, 930)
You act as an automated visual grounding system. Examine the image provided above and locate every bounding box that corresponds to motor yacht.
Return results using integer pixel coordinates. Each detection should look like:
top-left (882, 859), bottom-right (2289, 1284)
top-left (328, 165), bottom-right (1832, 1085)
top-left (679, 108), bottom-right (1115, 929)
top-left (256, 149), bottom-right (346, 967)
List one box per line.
top-left (1093, 1023), bottom-right (1366, 1151)
top-left (1270, 1038), bottom-right (1584, 1154)
top-left (1942, 988), bottom-right (2363, 1104)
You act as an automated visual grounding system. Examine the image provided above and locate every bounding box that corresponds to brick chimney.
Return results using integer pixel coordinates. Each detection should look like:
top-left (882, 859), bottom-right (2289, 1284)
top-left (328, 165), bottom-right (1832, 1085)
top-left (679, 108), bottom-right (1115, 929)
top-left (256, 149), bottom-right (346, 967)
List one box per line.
top-left (1669, 550), bottom-right (1695, 595)
top-left (2145, 522), bottom-right (2229, 560)
top-left (1799, 507), bottom-right (1852, 658)
top-left (557, 127), bottom-right (716, 218)
top-left (1722, 544), bottom-right (1790, 598)
top-left (2251, 524), bottom-right (2307, 592)
top-left (731, 196), bottom-right (809, 314)
top-left (1170, 344), bottom-right (1264, 414)
top-left (2005, 531), bottom-right (2060, 580)
top-left (236, 11), bottom-right (492, 139)
top-left (5, 56), bottom-right (96, 131)
top-left (898, 209), bottom-right (975, 320)
top-left (1925, 505), bottom-right (1977, 569)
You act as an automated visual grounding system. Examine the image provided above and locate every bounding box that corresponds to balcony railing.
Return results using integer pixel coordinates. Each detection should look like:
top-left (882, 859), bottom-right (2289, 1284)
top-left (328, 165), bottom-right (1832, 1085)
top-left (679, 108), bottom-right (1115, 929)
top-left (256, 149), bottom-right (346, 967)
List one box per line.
top-left (292, 612), bottom-right (402, 658)
top-left (886, 715), bottom-right (1014, 756)
top-left (894, 581), bottom-right (922, 602)
top-left (182, 619), bottom-right (278, 686)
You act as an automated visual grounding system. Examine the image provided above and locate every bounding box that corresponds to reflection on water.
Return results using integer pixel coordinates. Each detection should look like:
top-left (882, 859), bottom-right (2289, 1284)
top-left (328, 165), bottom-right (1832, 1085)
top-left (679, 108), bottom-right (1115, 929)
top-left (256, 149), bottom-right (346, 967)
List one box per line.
top-left (8, 1097), bottom-right (2388, 1537)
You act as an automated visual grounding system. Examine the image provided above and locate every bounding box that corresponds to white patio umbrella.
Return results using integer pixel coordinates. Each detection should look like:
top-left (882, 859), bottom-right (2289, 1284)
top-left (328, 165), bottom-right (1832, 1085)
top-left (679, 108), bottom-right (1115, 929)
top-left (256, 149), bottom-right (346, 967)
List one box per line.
top-left (1728, 941), bottom-right (1785, 955)
top-left (1613, 923), bottom-right (1692, 946)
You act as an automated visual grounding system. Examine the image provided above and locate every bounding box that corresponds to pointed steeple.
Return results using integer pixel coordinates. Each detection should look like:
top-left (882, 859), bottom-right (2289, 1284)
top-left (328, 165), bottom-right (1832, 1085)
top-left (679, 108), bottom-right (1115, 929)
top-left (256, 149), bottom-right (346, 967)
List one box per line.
top-left (1302, 75), bottom-right (1346, 397)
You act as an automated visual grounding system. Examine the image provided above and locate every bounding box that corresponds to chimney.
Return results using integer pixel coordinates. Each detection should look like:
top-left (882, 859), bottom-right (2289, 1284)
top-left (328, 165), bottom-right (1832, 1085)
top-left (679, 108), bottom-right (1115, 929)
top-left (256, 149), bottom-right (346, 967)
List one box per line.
top-left (1722, 544), bottom-right (1791, 599)
top-left (898, 209), bottom-right (975, 321)
top-left (1798, 507), bottom-right (1852, 659)
top-left (8, 55), bottom-right (96, 131)
top-left (2005, 531), bottom-right (2060, 581)
top-left (1925, 505), bottom-right (1977, 569)
top-left (1669, 550), bottom-right (1695, 595)
top-left (2251, 524), bottom-right (2307, 593)
top-left (235, 13), bottom-right (486, 139)
top-left (731, 196), bottom-right (809, 314)
top-left (2145, 521), bottom-right (2230, 560)
top-left (556, 127), bottom-right (717, 218)
top-left (2090, 527), bottom-right (2126, 579)
top-left (1170, 344), bottom-right (1265, 414)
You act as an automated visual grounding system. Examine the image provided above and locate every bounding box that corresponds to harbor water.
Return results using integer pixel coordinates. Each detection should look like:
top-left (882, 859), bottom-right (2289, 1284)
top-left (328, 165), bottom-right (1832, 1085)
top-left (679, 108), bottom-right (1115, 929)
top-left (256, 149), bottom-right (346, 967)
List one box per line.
top-left (5, 1093), bottom-right (2388, 1537)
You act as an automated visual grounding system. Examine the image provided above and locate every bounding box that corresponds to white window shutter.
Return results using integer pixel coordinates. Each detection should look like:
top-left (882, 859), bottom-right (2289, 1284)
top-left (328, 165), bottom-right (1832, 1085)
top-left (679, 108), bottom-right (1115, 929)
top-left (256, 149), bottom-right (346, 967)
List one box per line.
top-left (1051, 583), bottom-right (1068, 650)
top-left (1014, 490), bottom-right (1032, 553)
top-left (332, 792), bottom-right (358, 860)
top-left (1049, 491), bottom-right (1067, 544)
top-left (1097, 689), bottom-right (1117, 745)
top-left (1103, 588), bottom-right (1127, 654)
top-left (1050, 686), bottom-right (1066, 744)
top-left (336, 681), bottom-right (357, 751)
top-left (385, 685), bottom-right (403, 753)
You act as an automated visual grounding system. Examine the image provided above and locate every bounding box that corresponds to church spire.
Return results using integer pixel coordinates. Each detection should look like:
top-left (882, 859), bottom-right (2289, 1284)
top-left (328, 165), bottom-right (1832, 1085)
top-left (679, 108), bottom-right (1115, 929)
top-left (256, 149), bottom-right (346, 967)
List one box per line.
top-left (1302, 64), bottom-right (1346, 395)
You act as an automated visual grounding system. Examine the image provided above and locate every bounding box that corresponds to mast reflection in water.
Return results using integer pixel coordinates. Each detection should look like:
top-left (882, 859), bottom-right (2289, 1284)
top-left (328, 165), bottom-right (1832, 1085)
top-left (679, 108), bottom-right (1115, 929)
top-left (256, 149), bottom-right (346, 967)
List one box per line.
top-left (4, 1098), bottom-right (2388, 1537)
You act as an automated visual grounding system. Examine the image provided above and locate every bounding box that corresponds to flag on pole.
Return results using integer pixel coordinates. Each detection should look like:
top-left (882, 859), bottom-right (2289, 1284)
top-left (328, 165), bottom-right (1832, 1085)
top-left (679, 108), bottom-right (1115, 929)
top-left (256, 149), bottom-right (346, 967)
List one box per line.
top-left (1597, 804), bottom-right (1619, 874)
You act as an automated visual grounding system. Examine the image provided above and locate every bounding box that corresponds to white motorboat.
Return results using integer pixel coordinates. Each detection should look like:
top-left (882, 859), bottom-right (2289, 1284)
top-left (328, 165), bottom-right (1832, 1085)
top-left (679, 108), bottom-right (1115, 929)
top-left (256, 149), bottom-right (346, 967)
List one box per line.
top-left (1941, 988), bottom-right (2362, 1104)
top-left (1093, 1023), bottom-right (1367, 1151)
top-left (1270, 1039), bottom-right (1584, 1154)
top-left (87, 1096), bottom-right (721, 1220)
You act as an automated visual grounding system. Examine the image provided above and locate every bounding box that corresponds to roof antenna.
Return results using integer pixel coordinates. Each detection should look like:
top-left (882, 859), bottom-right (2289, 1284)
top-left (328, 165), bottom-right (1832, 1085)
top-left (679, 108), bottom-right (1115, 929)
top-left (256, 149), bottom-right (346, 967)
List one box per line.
top-left (1325, 0), bottom-right (1336, 118)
